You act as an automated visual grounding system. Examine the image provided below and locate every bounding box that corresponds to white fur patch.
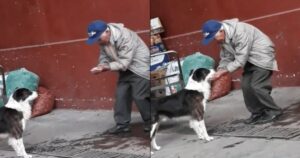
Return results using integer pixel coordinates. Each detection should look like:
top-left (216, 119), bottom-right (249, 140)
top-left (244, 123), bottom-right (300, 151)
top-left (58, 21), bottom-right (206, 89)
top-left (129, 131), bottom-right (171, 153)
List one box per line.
top-left (5, 91), bottom-right (38, 120)
top-left (151, 122), bottom-right (161, 151)
top-left (199, 120), bottom-right (214, 141)
top-left (185, 69), bottom-right (215, 100)
top-left (8, 137), bottom-right (32, 158)
top-left (189, 119), bottom-right (213, 141)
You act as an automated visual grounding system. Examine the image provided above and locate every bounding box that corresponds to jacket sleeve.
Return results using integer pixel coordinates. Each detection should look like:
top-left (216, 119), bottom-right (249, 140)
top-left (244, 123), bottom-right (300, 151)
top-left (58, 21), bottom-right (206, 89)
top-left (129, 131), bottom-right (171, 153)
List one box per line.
top-left (109, 32), bottom-right (136, 71)
top-left (218, 47), bottom-right (235, 70)
top-left (225, 30), bottom-right (252, 72)
top-left (98, 47), bottom-right (110, 65)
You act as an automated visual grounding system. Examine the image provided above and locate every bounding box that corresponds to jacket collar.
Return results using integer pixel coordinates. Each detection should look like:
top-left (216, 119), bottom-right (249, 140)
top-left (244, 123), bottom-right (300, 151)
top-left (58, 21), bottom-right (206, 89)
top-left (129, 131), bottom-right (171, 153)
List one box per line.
top-left (223, 23), bottom-right (232, 44)
top-left (108, 24), bottom-right (122, 44)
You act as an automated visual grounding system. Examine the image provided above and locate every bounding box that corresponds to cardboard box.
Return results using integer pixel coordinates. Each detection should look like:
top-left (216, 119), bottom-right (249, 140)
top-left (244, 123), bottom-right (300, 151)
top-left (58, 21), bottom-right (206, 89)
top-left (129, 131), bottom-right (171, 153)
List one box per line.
top-left (151, 17), bottom-right (164, 35)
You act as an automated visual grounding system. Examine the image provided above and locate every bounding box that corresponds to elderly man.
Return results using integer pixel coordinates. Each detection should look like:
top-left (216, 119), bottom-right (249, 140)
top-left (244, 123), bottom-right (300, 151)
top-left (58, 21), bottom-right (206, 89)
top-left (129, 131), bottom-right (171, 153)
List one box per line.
top-left (201, 18), bottom-right (282, 124)
top-left (86, 20), bottom-right (151, 134)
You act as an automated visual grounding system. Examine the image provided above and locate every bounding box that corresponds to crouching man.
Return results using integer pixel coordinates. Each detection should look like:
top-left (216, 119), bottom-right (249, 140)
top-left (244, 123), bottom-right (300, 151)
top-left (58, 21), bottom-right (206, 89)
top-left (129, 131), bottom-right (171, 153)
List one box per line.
top-left (201, 19), bottom-right (282, 124)
top-left (86, 20), bottom-right (151, 133)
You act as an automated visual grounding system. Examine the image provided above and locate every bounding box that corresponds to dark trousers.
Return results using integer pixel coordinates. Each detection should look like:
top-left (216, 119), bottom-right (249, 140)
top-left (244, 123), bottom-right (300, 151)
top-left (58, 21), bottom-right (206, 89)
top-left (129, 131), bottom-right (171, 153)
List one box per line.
top-left (241, 62), bottom-right (281, 116)
top-left (114, 70), bottom-right (151, 127)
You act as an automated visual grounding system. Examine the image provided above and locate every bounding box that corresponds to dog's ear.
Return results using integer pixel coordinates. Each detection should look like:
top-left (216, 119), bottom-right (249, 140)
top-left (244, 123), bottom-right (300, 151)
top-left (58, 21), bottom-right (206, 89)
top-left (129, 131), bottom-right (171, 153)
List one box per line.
top-left (189, 69), bottom-right (194, 76)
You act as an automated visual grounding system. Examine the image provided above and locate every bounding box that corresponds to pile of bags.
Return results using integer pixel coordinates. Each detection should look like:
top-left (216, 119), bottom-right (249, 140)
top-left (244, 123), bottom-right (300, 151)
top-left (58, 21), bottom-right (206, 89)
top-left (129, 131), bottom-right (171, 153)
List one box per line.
top-left (182, 52), bottom-right (232, 100)
top-left (209, 73), bottom-right (232, 101)
top-left (31, 87), bottom-right (55, 117)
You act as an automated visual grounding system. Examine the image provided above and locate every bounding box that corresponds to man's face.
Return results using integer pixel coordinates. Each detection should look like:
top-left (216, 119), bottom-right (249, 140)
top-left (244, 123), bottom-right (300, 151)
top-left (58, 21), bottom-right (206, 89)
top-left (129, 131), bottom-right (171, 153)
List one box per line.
top-left (214, 30), bottom-right (225, 43)
top-left (98, 29), bottom-right (111, 45)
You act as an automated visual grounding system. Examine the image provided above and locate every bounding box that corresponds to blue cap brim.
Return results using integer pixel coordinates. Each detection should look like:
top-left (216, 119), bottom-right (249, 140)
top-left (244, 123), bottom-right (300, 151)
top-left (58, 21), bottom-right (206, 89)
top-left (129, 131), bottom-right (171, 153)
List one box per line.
top-left (201, 31), bottom-right (217, 45)
top-left (86, 32), bottom-right (101, 45)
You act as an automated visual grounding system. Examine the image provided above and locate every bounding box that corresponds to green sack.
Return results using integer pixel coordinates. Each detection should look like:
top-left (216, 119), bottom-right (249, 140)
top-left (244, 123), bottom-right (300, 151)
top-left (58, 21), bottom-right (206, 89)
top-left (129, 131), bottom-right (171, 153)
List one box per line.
top-left (5, 68), bottom-right (39, 97)
top-left (0, 99), bottom-right (3, 107)
top-left (182, 52), bottom-right (215, 85)
top-left (0, 75), bottom-right (6, 107)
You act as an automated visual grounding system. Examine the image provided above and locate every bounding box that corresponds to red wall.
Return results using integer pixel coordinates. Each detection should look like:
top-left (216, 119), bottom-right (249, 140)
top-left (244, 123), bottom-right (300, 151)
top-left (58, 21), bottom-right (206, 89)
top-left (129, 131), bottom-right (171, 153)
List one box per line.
top-left (151, 0), bottom-right (300, 89)
top-left (1, 0), bottom-right (299, 109)
top-left (0, 0), bottom-right (150, 109)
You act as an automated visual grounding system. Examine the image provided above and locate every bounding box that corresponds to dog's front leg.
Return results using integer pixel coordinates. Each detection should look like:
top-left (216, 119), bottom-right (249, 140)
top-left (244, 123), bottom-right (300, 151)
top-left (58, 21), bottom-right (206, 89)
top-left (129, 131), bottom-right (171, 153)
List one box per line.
top-left (189, 120), bottom-right (204, 139)
top-left (151, 122), bottom-right (161, 151)
top-left (199, 120), bottom-right (213, 141)
top-left (8, 137), bottom-right (32, 158)
top-left (17, 138), bottom-right (32, 158)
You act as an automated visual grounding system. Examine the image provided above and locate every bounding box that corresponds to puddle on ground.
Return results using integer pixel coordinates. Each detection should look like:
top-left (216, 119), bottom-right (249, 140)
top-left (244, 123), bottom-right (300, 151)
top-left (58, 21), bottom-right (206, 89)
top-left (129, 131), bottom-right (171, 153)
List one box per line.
top-left (272, 102), bottom-right (300, 126)
top-left (223, 141), bottom-right (244, 149)
top-left (27, 122), bottom-right (150, 154)
top-left (77, 123), bottom-right (150, 150)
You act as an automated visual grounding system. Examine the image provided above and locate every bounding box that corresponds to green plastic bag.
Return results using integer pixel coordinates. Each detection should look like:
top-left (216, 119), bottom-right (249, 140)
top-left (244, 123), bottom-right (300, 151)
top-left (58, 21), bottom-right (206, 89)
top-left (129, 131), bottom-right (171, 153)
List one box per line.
top-left (0, 68), bottom-right (39, 107)
top-left (0, 100), bottom-right (3, 107)
top-left (182, 52), bottom-right (215, 85)
top-left (0, 75), bottom-right (6, 107)
top-left (5, 68), bottom-right (39, 97)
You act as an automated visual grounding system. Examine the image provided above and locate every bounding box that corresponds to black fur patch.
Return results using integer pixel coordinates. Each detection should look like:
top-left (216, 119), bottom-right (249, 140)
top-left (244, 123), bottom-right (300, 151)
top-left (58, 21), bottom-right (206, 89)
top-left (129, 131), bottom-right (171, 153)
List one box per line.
top-left (12, 88), bottom-right (32, 102)
top-left (192, 68), bottom-right (210, 82)
top-left (0, 107), bottom-right (23, 138)
top-left (151, 89), bottom-right (205, 121)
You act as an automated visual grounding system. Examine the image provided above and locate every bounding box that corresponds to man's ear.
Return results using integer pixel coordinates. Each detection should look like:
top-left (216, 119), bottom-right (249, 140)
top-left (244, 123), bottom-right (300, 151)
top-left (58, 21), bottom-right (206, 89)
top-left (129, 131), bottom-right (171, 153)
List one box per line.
top-left (189, 69), bottom-right (194, 76)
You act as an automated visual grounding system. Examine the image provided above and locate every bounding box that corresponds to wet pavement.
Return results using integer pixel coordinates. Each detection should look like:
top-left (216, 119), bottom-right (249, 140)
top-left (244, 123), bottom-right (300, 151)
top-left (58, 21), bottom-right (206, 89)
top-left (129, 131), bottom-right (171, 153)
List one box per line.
top-left (1, 87), bottom-right (300, 158)
top-left (209, 101), bottom-right (300, 140)
top-left (0, 110), bottom-right (150, 158)
top-left (152, 87), bottom-right (300, 158)
top-left (273, 101), bottom-right (300, 127)
top-left (25, 123), bottom-right (149, 158)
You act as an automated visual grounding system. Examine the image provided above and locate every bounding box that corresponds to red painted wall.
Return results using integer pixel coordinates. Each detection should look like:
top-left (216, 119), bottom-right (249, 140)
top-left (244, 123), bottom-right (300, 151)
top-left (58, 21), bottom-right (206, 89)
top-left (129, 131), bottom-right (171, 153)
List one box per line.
top-left (151, 0), bottom-right (300, 89)
top-left (0, 0), bottom-right (150, 109)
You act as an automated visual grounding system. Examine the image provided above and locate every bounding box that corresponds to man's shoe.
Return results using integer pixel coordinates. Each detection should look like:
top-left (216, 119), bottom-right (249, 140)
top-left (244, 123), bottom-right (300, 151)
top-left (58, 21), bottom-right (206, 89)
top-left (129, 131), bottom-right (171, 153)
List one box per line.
top-left (108, 126), bottom-right (131, 134)
top-left (244, 114), bottom-right (263, 124)
top-left (255, 112), bottom-right (282, 125)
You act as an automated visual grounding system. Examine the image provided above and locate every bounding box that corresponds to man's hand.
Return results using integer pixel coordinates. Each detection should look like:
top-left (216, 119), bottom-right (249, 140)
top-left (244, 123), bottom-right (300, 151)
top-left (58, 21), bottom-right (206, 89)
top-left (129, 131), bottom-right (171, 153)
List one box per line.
top-left (211, 69), bottom-right (228, 80)
top-left (90, 64), bottom-right (110, 74)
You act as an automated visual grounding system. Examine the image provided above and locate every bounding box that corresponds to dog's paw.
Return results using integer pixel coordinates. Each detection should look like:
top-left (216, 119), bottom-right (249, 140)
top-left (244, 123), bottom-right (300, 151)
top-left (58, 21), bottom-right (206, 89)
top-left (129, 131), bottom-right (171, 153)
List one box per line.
top-left (153, 145), bottom-right (161, 151)
top-left (198, 135), bottom-right (205, 140)
top-left (205, 136), bottom-right (214, 141)
top-left (23, 154), bottom-right (32, 158)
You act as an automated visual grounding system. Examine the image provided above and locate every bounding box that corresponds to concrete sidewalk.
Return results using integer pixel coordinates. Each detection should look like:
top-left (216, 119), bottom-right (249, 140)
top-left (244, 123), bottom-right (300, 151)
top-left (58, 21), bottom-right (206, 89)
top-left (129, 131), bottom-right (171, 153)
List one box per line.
top-left (152, 87), bottom-right (300, 158)
top-left (0, 109), bottom-right (150, 158)
top-left (1, 87), bottom-right (300, 158)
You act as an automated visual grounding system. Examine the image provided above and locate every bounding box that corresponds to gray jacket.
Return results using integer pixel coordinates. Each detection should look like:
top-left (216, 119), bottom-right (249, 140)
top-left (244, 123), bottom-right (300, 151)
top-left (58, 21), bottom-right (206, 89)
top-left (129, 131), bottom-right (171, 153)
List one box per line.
top-left (98, 23), bottom-right (150, 80)
top-left (218, 18), bottom-right (278, 72)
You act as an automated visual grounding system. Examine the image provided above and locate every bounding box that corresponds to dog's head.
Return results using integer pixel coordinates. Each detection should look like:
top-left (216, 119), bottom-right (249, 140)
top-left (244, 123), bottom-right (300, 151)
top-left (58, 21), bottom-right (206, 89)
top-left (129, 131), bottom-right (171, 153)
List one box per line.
top-left (185, 68), bottom-right (215, 94)
top-left (189, 68), bottom-right (215, 83)
top-left (12, 88), bottom-right (38, 103)
top-left (5, 88), bottom-right (38, 112)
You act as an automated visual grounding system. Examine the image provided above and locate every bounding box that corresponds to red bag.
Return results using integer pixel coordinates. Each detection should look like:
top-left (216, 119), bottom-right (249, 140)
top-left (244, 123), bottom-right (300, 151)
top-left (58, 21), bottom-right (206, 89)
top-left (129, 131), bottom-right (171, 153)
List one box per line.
top-left (31, 87), bottom-right (55, 117)
top-left (209, 73), bottom-right (232, 101)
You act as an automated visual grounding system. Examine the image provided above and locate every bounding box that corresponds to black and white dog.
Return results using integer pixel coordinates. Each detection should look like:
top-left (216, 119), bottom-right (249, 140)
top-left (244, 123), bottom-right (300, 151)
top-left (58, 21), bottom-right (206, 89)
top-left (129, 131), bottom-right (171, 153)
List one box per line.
top-left (0, 88), bottom-right (38, 158)
top-left (151, 68), bottom-right (215, 153)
